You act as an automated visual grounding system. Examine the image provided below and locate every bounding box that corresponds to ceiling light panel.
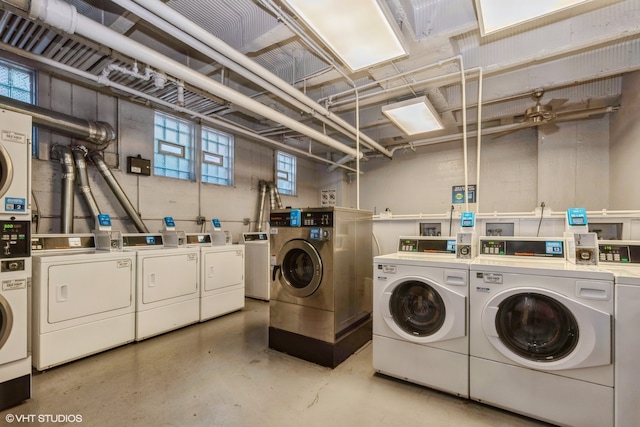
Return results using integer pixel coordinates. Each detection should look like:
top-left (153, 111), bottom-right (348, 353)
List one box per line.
top-left (475, 0), bottom-right (595, 36)
top-left (382, 96), bottom-right (444, 135)
top-left (283, 0), bottom-right (407, 71)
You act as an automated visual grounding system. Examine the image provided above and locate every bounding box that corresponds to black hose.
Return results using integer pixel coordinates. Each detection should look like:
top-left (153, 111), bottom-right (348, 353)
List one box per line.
top-left (536, 202), bottom-right (546, 237)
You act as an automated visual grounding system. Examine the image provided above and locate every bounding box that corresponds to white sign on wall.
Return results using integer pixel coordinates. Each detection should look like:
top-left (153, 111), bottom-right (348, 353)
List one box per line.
top-left (321, 189), bottom-right (336, 206)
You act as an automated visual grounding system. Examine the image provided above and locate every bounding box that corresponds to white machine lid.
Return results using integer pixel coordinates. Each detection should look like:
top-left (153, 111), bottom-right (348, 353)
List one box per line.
top-left (471, 256), bottom-right (613, 280)
top-left (374, 252), bottom-right (471, 268)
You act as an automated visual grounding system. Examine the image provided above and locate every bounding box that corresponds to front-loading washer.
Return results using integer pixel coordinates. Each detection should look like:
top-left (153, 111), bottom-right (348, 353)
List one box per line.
top-left (0, 218), bottom-right (30, 410)
top-left (470, 237), bottom-right (614, 427)
top-left (122, 233), bottom-right (200, 341)
top-left (373, 236), bottom-right (470, 397)
top-left (598, 240), bottom-right (640, 427)
top-left (186, 233), bottom-right (245, 321)
top-left (0, 109), bottom-right (31, 216)
top-left (31, 234), bottom-right (136, 371)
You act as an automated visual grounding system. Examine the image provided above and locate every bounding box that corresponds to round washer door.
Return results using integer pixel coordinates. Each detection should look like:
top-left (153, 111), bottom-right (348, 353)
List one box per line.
top-left (0, 295), bottom-right (13, 352)
top-left (481, 287), bottom-right (611, 370)
top-left (276, 239), bottom-right (322, 298)
top-left (380, 275), bottom-right (466, 344)
top-left (0, 144), bottom-right (14, 199)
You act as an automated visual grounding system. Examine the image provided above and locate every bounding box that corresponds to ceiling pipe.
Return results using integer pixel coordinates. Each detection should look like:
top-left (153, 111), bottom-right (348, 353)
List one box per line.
top-left (114, 0), bottom-right (391, 158)
top-left (0, 94), bottom-right (115, 149)
top-left (0, 43), bottom-right (359, 173)
top-left (28, 0), bottom-right (362, 160)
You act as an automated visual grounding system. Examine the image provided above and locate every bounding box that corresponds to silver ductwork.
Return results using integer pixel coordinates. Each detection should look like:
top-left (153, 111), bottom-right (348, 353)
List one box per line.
top-left (0, 94), bottom-right (115, 149)
top-left (256, 180), bottom-right (268, 232)
top-left (51, 144), bottom-right (75, 233)
top-left (271, 183), bottom-right (283, 210)
top-left (72, 147), bottom-right (101, 226)
top-left (88, 151), bottom-right (149, 233)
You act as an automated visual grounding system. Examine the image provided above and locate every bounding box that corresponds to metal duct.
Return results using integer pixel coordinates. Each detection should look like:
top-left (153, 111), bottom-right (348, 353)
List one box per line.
top-left (256, 180), bottom-right (268, 232)
top-left (270, 183), bottom-right (283, 209)
top-left (72, 147), bottom-right (101, 227)
top-left (88, 151), bottom-right (149, 233)
top-left (51, 145), bottom-right (75, 233)
top-left (0, 94), bottom-right (116, 149)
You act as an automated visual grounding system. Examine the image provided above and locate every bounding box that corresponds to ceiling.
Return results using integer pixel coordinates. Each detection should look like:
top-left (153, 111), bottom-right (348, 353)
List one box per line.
top-left (0, 0), bottom-right (638, 168)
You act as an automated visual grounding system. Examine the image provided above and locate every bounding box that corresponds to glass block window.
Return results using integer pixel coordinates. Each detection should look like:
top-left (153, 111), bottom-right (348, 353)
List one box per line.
top-left (154, 111), bottom-right (194, 180)
top-left (0, 59), bottom-right (36, 155)
top-left (201, 126), bottom-right (234, 186)
top-left (276, 151), bottom-right (296, 196)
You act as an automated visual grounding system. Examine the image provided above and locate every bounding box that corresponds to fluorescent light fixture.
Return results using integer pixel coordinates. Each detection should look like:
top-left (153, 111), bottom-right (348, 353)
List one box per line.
top-left (382, 96), bottom-right (444, 135)
top-left (283, 0), bottom-right (407, 71)
top-left (475, 0), bottom-right (594, 36)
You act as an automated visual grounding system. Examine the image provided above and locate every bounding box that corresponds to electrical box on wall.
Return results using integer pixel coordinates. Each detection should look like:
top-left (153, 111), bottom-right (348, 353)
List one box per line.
top-left (127, 155), bottom-right (151, 176)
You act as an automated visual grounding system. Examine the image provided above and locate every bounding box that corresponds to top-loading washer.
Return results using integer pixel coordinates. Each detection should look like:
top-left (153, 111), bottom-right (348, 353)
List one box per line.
top-left (597, 240), bottom-right (640, 427)
top-left (122, 233), bottom-right (200, 341)
top-left (31, 233), bottom-right (136, 371)
top-left (0, 109), bottom-right (31, 216)
top-left (241, 232), bottom-right (269, 301)
top-left (0, 219), bottom-right (31, 410)
top-left (269, 207), bottom-right (372, 368)
top-left (470, 237), bottom-right (614, 427)
top-left (373, 236), bottom-right (470, 397)
top-left (186, 233), bottom-right (245, 321)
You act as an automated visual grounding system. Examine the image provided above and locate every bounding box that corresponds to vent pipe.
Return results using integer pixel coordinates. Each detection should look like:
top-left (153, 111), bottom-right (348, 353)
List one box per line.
top-left (72, 147), bottom-right (101, 227)
top-left (51, 144), bottom-right (75, 233)
top-left (256, 181), bottom-right (268, 232)
top-left (0, 95), bottom-right (115, 149)
top-left (88, 151), bottom-right (149, 233)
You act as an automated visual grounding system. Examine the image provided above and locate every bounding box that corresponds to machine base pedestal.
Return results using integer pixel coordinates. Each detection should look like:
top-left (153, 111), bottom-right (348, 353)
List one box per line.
top-left (0, 374), bottom-right (31, 411)
top-left (269, 317), bottom-right (372, 368)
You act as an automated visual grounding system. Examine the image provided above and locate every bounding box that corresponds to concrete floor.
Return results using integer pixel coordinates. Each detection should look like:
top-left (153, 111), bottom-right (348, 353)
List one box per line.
top-left (2, 299), bottom-right (551, 426)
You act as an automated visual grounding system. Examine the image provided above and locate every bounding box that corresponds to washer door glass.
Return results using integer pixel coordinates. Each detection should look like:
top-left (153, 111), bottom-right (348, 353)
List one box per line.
top-left (389, 280), bottom-right (446, 337)
top-left (278, 239), bottom-right (322, 298)
top-left (0, 295), bottom-right (13, 351)
top-left (0, 145), bottom-right (14, 198)
top-left (496, 292), bottom-right (579, 361)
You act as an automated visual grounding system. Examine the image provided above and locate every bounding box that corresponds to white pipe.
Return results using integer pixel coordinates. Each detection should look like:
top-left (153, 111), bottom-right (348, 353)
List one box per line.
top-left (475, 68), bottom-right (483, 213)
top-left (356, 88), bottom-right (360, 209)
top-left (0, 42), bottom-right (359, 173)
top-left (28, 0), bottom-right (362, 159)
top-left (457, 56), bottom-right (469, 212)
top-left (115, 0), bottom-right (390, 157)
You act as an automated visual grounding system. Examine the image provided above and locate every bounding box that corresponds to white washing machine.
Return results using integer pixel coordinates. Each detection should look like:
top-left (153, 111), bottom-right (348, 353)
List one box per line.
top-left (122, 233), bottom-right (200, 341)
top-left (470, 237), bottom-right (614, 427)
top-left (241, 232), bottom-right (269, 300)
top-left (186, 233), bottom-right (245, 321)
top-left (0, 109), bottom-right (31, 216)
top-left (598, 240), bottom-right (640, 427)
top-left (0, 219), bottom-right (30, 410)
top-left (373, 236), bottom-right (469, 397)
top-left (31, 234), bottom-right (136, 371)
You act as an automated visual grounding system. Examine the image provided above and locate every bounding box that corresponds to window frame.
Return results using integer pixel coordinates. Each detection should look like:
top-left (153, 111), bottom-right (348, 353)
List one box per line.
top-left (200, 125), bottom-right (234, 186)
top-left (153, 111), bottom-right (195, 181)
top-left (0, 59), bottom-right (37, 156)
top-left (276, 150), bottom-right (297, 196)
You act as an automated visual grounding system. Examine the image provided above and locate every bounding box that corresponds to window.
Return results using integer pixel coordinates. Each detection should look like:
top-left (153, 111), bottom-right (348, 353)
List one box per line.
top-left (0, 59), bottom-right (36, 156)
top-left (276, 151), bottom-right (296, 196)
top-left (201, 126), bottom-right (234, 186)
top-left (154, 112), bottom-right (194, 180)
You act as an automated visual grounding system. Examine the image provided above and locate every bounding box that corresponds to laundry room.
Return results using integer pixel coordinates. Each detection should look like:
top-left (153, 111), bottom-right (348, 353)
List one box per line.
top-left (1, 0), bottom-right (640, 426)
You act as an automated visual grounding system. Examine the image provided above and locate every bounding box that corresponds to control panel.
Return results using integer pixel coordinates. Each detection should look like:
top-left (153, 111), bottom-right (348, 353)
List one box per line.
top-left (599, 243), bottom-right (640, 264)
top-left (269, 210), bottom-right (334, 227)
top-left (479, 238), bottom-right (564, 258)
top-left (122, 234), bottom-right (164, 247)
top-left (242, 233), bottom-right (268, 242)
top-left (1, 220), bottom-right (30, 273)
top-left (398, 238), bottom-right (456, 254)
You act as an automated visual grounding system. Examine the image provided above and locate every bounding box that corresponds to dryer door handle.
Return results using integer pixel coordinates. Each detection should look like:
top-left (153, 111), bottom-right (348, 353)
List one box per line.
top-left (272, 265), bottom-right (281, 282)
top-left (56, 284), bottom-right (68, 302)
top-left (148, 273), bottom-right (156, 287)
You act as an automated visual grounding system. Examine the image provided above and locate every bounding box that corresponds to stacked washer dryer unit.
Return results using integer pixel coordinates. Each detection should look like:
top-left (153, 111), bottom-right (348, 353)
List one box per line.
top-left (373, 236), bottom-right (470, 397)
top-left (0, 109), bottom-right (32, 410)
top-left (186, 225), bottom-right (245, 321)
top-left (30, 233), bottom-right (136, 371)
top-left (122, 230), bottom-right (200, 340)
top-left (598, 240), bottom-right (640, 427)
top-left (470, 237), bottom-right (614, 427)
top-left (269, 207), bottom-right (372, 368)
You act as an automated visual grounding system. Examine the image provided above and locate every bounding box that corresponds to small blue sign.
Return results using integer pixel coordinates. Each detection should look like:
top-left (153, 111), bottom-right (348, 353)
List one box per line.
top-left (98, 213), bottom-right (112, 227)
top-left (4, 197), bottom-right (26, 212)
top-left (212, 218), bottom-right (222, 229)
top-left (461, 211), bottom-right (475, 228)
top-left (546, 241), bottom-right (564, 255)
top-left (567, 208), bottom-right (588, 226)
top-left (290, 209), bottom-right (301, 227)
top-left (163, 216), bottom-right (176, 227)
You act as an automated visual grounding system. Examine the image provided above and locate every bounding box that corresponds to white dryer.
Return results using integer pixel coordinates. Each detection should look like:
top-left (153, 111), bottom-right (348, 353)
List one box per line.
top-left (122, 233), bottom-right (199, 340)
top-left (598, 241), bottom-right (640, 427)
top-left (470, 237), bottom-right (614, 427)
top-left (186, 233), bottom-right (245, 321)
top-left (241, 232), bottom-right (269, 300)
top-left (0, 219), bottom-right (30, 410)
top-left (31, 234), bottom-right (136, 371)
top-left (373, 236), bottom-right (470, 397)
top-left (0, 109), bottom-right (31, 216)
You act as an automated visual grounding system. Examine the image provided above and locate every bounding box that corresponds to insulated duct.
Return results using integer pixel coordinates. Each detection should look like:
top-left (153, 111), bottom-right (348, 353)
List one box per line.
top-left (256, 180), bottom-right (268, 232)
top-left (72, 147), bottom-right (101, 227)
top-left (51, 144), bottom-right (75, 233)
top-left (0, 95), bottom-right (115, 149)
top-left (88, 151), bottom-right (149, 233)
top-left (271, 183), bottom-right (284, 210)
